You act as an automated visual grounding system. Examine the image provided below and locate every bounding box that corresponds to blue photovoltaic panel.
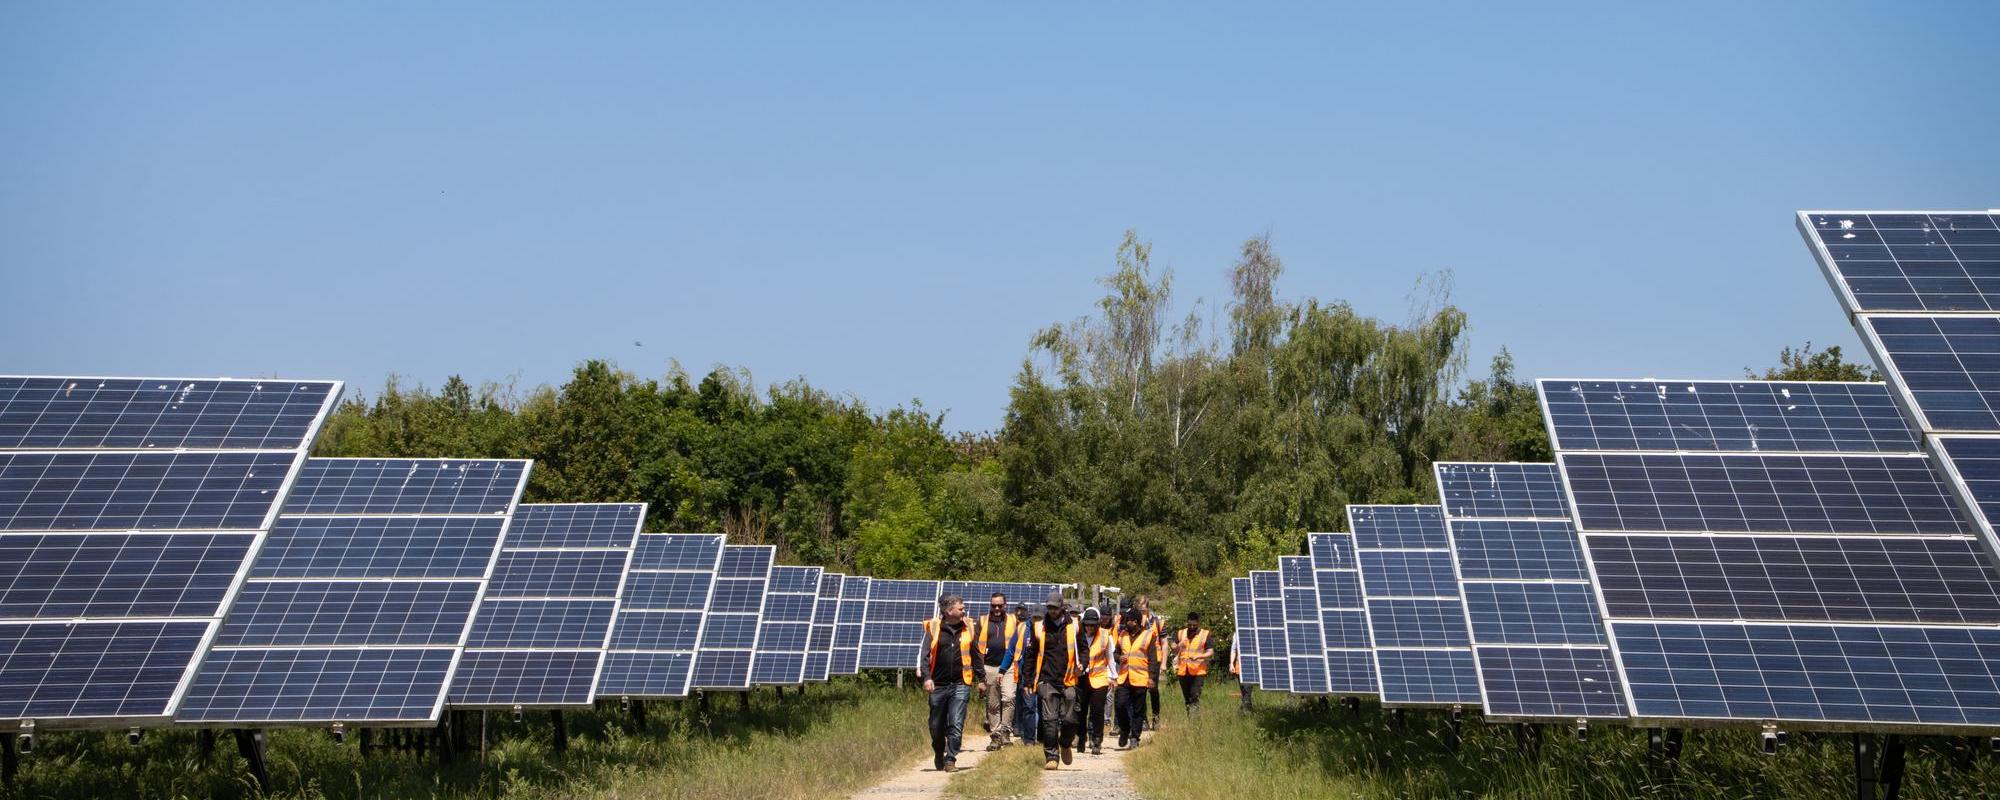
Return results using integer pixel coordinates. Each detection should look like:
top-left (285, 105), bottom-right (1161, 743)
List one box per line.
top-left (0, 375), bottom-right (340, 731)
top-left (832, 575), bottom-right (871, 675)
top-left (859, 579), bottom-right (939, 670)
top-left (504, 503), bottom-right (647, 549)
top-left (1800, 211), bottom-right (2000, 315)
top-left (179, 648), bottom-right (457, 723)
top-left (0, 532), bottom-right (255, 619)
top-left (752, 565), bottom-right (820, 685)
top-left (1279, 556), bottom-right (1328, 694)
top-left (1537, 380), bottom-right (1917, 455)
top-left (1557, 452), bottom-right (1970, 535)
top-left (450, 651), bottom-right (601, 707)
top-left (485, 551), bottom-right (626, 599)
top-left (1232, 577), bottom-right (1261, 687)
top-left (0, 451), bottom-right (299, 532)
top-left (1349, 505), bottom-right (1448, 549)
top-left (1351, 504), bottom-right (1477, 707)
top-left (692, 544), bottom-right (772, 691)
top-left (806, 572), bottom-right (843, 682)
top-left (1250, 570), bottom-right (1289, 692)
top-left (1859, 315), bottom-right (2000, 433)
top-left (1437, 463), bottom-right (1571, 520)
top-left (604, 534), bottom-right (721, 698)
top-left (282, 459), bottom-right (528, 516)
top-left (466, 600), bottom-right (617, 649)
top-left (254, 517), bottom-right (504, 579)
top-left (0, 377), bottom-right (338, 451)
top-left (1308, 532), bottom-right (1355, 569)
top-left (1934, 435), bottom-right (2000, 548)
top-left (623, 572), bottom-right (719, 610)
top-left (182, 457), bottom-right (521, 725)
top-left (1439, 463), bottom-right (1625, 720)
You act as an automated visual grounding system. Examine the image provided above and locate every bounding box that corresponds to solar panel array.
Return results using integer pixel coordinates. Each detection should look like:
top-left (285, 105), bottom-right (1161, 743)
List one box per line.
top-left (1350, 505), bottom-right (1480, 708)
top-left (450, 503), bottom-right (643, 709)
top-left (1279, 556), bottom-right (1329, 694)
top-left (832, 575), bottom-right (870, 675)
top-left (859, 579), bottom-right (940, 669)
top-left (1231, 577), bottom-right (1261, 687)
top-left (1249, 570), bottom-right (1288, 692)
top-left (178, 458), bottom-right (529, 726)
top-left (690, 544), bottom-right (771, 692)
top-left (751, 565), bottom-right (821, 685)
top-left (1544, 375), bottom-right (2000, 732)
top-left (1436, 462), bottom-right (1625, 722)
top-left (600, 533), bottom-right (720, 698)
top-left (1309, 532), bottom-right (1375, 695)
top-left (0, 377), bottom-right (341, 731)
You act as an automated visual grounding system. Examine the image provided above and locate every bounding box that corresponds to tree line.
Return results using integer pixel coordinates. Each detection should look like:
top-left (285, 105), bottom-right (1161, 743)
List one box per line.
top-left (311, 231), bottom-right (1869, 626)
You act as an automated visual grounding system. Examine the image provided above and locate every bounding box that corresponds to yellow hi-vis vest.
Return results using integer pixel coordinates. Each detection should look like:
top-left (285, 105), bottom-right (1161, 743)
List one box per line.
top-left (977, 614), bottom-right (1023, 677)
top-left (1175, 629), bottom-right (1212, 677)
top-left (1025, 619), bottom-right (1081, 690)
top-left (924, 617), bottom-right (975, 686)
top-left (1118, 628), bottom-right (1157, 688)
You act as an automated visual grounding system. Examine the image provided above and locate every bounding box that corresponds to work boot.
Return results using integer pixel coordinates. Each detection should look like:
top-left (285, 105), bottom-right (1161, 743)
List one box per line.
top-left (943, 759), bottom-right (957, 773)
top-left (1091, 743), bottom-right (1103, 756)
top-left (933, 751), bottom-right (944, 771)
top-left (1044, 760), bottom-right (1059, 771)
top-left (1149, 718), bottom-right (1159, 731)
top-left (985, 740), bottom-right (1001, 752)
top-left (1060, 740), bottom-right (1072, 765)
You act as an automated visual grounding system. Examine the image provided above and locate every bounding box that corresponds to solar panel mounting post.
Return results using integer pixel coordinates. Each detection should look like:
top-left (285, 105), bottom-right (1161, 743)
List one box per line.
top-left (234, 730), bottom-right (270, 793)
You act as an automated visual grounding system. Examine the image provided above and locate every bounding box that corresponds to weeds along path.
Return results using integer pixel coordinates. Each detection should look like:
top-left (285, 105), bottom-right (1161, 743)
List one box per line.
top-left (848, 743), bottom-right (998, 800)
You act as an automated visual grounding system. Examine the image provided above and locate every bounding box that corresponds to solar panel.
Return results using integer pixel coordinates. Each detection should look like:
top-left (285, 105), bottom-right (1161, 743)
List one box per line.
top-left (450, 503), bottom-right (643, 709)
top-left (0, 376), bottom-right (340, 732)
top-left (1350, 505), bottom-right (1478, 708)
top-left (178, 457), bottom-right (526, 726)
top-left (1537, 380), bottom-right (1917, 455)
top-left (602, 534), bottom-right (722, 698)
top-left (803, 572), bottom-right (843, 682)
top-left (1309, 533), bottom-right (1375, 695)
top-left (1799, 211), bottom-right (2000, 314)
top-left (1232, 577), bottom-right (1261, 687)
top-left (1279, 556), bottom-right (1329, 694)
top-left (690, 544), bottom-right (772, 691)
top-left (751, 565), bottom-right (821, 685)
top-left (859, 579), bottom-right (939, 670)
top-left (832, 575), bottom-right (870, 675)
top-left (1436, 462), bottom-right (1625, 721)
top-left (1249, 570), bottom-right (1289, 692)
top-left (281, 458), bottom-right (527, 516)
top-left (1545, 366), bottom-right (2000, 733)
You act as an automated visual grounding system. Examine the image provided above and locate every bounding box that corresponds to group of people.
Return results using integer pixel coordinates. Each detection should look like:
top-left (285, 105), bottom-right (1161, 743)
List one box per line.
top-left (916, 591), bottom-right (1216, 772)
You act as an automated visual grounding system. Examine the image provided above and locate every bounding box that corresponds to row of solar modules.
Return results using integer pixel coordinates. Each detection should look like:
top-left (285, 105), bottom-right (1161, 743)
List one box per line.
top-left (0, 375), bottom-right (1063, 733)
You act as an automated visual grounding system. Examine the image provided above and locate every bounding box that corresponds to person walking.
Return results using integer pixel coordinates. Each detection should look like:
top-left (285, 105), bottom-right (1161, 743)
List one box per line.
top-left (977, 592), bottom-right (1024, 750)
top-left (1013, 604), bottom-right (1040, 743)
top-left (1230, 626), bottom-right (1252, 712)
top-left (1113, 608), bottom-right (1156, 749)
top-left (1021, 593), bottom-right (1079, 771)
top-left (918, 594), bottom-right (985, 773)
top-left (1075, 606), bottom-right (1116, 756)
top-left (1173, 612), bottom-right (1214, 716)
top-left (1135, 596), bottom-right (1166, 731)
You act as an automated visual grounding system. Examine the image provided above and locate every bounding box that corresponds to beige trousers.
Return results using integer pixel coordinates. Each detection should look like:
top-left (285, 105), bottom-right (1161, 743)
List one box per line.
top-left (983, 671), bottom-right (1017, 741)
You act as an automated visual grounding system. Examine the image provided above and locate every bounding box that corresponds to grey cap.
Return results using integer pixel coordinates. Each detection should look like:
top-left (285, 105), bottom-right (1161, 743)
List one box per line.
top-left (1045, 591), bottom-right (1065, 607)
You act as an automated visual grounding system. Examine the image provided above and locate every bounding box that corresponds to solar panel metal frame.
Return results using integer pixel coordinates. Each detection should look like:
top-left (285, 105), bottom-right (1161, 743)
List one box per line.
top-left (750, 565), bottom-right (821, 685)
top-left (1350, 504), bottom-right (1480, 709)
top-left (176, 457), bottom-right (528, 728)
top-left (832, 575), bottom-right (871, 675)
top-left (1436, 462), bottom-right (1627, 723)
top-left (689, 543), bottom-right (773, 692)
top-left (1248, 570), bottom-right (1289, 693)
top-left (599, 533), bottom-right (723, 699)
top-left (859, 579), bottom-right (940, 670)
top-left (804, 571), bottom-right (843, 682)
top-left (1232, 577), bottom-right (1261, 688)
top-left (1308, 532), bottom-right (1376, 697)
top-left (1543, 371), bottom-right (2000, 734)
top-left (0, 377), bottom-right (343, 733)
top-left (448, 502), bottom-right (644, 710)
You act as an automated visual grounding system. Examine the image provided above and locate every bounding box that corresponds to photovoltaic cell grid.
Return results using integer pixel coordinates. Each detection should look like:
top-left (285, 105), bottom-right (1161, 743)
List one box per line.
top-left (1539, 380), bottom-right (1918, 455)
top-left (1232, 577), bottom-right (1260, 687)
top-left (177, 458), bottom-right (528, 726)
top-left (0, 377), bottom-right (340, 730)
top-left (805, 572), bottom-right (843, 682)
top-left (1308, 532), bottom-right (1374, 695)
top-left (691, 544), bottom-right (773, 691)
top-left (1799, 212), bottom-right (2000, 315)
top-left (602, 534), bottom-right (722, 697)
top-left (1279, 556), bottom-right (1329, 694)
top-left (1436, 462), bottom-right (1625, 721)
top-left (751, 565), bottom-right (821, 685)
top-left (450, 503), bottom-right (644, 709)
top-left (860, 579), bottom-right (940, 670)
top-left (832, 575), bottom-right (871, 675)
top-left (1349, 505), bottom-right (1479, 707)
top-left (1545, 368), bottom-right (2000, 732)
top-left (1249, 570), bottom-right (1288, 692)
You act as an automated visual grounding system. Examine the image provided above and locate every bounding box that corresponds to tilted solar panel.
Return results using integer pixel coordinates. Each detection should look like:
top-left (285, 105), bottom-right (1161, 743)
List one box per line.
top-left (805, 572), bottom-right (843, 682)
top-left (1800, 211), bottom-right (2000, 315)
top-left (601, 534), bottom-right (722, 697)
top-left (1350, 505), bottom-right (1479, 708)
top-left (690, 545), bottom-right (773, 691)
top-left (0, 377), bottom-right (340, 732)
top-left (1537, 380), bottom-right (1917, 455)
top-left (751, 566), bottom-right (821, 685)
top-left (860, 579), bottom-right (939, 670)
top-left (1279, 556), bottom-right (1329, 694)
top-left (832, 575), bottom-right (871, 675)
top-left (1232, 577), bottom-right (1261, 687)
top-left (1308, 532), bottom-right (1375, 695)
top-left (1249, 570), bottom-right (1289, 692)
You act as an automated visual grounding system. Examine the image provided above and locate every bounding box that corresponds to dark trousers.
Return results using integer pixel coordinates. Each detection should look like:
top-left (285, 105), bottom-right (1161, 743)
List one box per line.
top-left (928, 683), bottom-right (970, 765)
top-left (1180, 674), bottom-right (1204, 707)
top-left (1017, 686), bottom-right (1040, 741)
top-left (1115, 683), bottom-right (1149, 743)
top-left (1034, 683), bottom-right (1077, 762)
top-left (1075, 682), bottom-right (1110, 748)
top-left (1239, 679), bottom-right (1253, 708)
top-left (1147, 676), bottom-right (1161, 715)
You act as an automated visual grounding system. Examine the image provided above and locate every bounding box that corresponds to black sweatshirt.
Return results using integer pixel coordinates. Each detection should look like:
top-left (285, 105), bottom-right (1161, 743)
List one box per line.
top-left (917, 617), bottom-right (985, 686)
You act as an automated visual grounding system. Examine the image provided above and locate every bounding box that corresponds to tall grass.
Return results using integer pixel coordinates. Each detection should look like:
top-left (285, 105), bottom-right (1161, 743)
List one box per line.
top-left (1, 680), bottom-right (928, 799)
top-left (1129, 687), bottom-right (2000, 799)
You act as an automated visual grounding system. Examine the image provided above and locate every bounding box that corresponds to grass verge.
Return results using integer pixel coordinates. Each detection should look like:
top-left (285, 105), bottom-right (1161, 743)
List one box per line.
top-left (3, 679), bottom-right (928, 799)
top-left (943, 740), bottom-right (1045, 799)
top-left (1129, 684), bottom-right (2000, 800)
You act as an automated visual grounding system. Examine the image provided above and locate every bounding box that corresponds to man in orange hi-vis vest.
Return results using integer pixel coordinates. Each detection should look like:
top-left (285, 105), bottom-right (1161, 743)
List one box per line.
top-left (977, 591), bottom-right (1025, 750)
top-left (1136, 596), bottom-right (1166, 731)
top-left (1019, 592), bottom-right (1079, 770)
top-left (1174, 612), bottom-right (1214, 716)
top-left (1074, 606), bottom-right (1116, 756)
top-left (1113, 608), bottom-right (1157, 749)
top-left (918, 594), bottom-right (985, 773)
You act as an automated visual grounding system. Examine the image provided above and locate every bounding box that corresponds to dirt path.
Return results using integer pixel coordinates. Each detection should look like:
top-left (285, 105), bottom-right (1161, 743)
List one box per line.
top-left (1035, 744), bottom-right (1143, 800)
top-left (846, 740), bottom-right (996, 800)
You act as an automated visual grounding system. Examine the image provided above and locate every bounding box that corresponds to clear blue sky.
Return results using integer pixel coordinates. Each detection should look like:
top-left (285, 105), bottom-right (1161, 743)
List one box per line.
top-left (5, 3), bottom-right (1996, 432)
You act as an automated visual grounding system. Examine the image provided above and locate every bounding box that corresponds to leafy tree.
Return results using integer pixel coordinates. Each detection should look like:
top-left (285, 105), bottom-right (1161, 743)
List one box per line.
top-left (1747, 342), bottom-right (1879, 382)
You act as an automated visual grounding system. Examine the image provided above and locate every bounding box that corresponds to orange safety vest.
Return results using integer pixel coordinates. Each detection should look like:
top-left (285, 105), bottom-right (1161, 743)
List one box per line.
top-left (1175, 629), bottom-right (1211, 677)
top-left (1148, 616), bottom-right (1167, 665)
top-left (1026, 619), bottom-right (1081, 690)
top-left (924, 617), bottom-right (976, 686)
top-left (1082, 628), bottom-right (1117, 689)
top-left (977, 614), bottom-right (1024, 677)
top-left (1118, 628), bottom-right (1156, 688)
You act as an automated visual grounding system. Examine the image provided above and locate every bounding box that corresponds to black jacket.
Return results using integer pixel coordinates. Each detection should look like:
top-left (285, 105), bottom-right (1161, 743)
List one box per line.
top-left (917, 618), bottom-right (986, 685)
